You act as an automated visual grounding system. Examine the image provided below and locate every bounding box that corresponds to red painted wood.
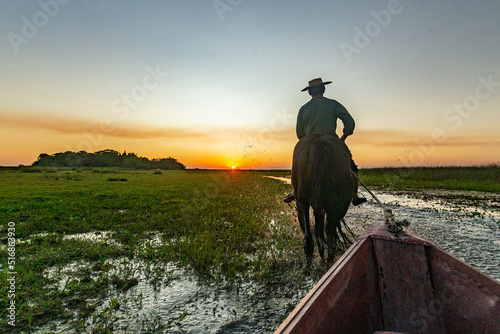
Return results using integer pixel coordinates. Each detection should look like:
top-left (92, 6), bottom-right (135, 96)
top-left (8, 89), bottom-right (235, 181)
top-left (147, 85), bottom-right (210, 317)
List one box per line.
top-left (275, 237), bottom-right (383, 333)
top-left (275, 221), bottom-right (500, 334)
top-left (427, 246), bottom-right (500, 333)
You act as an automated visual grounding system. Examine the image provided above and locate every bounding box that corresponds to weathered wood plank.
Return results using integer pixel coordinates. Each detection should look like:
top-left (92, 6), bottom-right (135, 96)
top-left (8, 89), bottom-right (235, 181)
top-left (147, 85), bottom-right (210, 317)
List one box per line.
top-left (373, 239), bottom-right (445, 333)
top-left (427, 246), bottom-right (500, 334)
top-left (275, 237), bottom-right (383, 334)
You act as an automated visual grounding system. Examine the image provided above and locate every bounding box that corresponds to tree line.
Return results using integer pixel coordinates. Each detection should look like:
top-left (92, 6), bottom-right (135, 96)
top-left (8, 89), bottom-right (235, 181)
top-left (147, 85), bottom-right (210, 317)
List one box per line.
top-left (32, 149), bottom-right (186, 170)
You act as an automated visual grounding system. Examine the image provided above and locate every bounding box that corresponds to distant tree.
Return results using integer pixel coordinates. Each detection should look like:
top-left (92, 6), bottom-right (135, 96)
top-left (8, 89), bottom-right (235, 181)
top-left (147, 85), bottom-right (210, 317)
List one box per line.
top-left (153, 157), bottom-right (186, 170)
top-left (32, 149), bottom-right (186, 170)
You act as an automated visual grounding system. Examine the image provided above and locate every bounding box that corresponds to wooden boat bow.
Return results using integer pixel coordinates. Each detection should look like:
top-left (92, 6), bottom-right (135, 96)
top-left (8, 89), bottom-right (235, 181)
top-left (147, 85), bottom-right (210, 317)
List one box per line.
top-left (274, 221), bottom-right (500, 334)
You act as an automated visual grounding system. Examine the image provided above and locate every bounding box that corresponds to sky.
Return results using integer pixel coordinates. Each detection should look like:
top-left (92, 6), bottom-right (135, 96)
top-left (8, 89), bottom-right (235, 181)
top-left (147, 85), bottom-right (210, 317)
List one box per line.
top-left (1, 0), bottom-right (499, 169)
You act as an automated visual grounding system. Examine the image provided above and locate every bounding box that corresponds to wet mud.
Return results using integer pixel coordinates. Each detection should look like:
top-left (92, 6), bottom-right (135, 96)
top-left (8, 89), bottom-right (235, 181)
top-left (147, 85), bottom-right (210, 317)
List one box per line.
top-left (33, 185), bottom-right (499, 333)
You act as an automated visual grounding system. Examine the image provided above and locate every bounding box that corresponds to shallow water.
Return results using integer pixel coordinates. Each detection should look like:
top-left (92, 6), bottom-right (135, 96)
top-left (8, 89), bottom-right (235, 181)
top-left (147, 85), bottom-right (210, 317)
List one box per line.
top-left (34, 183), bottom-right (499, 333)
top-left (37, 258), bottom-right (312, 333)
top-left (365, 189), bottom-right (500, 280)
top-left (268, 176), bottom-right (500, 281)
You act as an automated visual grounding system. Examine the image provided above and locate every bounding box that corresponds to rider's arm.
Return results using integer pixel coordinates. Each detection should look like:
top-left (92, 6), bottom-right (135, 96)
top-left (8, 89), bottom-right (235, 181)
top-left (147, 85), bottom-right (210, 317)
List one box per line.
top-left (296, 108), bottom-right (306, 139)
top-left (336, 101), bottom-right (355, 139)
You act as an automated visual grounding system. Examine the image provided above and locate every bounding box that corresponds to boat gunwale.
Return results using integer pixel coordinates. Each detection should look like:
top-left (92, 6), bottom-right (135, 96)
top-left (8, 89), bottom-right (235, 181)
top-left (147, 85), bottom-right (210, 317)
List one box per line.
top-left (274, 220), bottom-right (500, 334)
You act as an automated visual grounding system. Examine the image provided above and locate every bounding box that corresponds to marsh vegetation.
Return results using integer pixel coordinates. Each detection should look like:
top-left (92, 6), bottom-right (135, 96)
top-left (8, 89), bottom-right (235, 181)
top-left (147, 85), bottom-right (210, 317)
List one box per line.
top-left (0, 169), bottom-right (314, 332)
top-left (0, 166), bottom-right (498, 332)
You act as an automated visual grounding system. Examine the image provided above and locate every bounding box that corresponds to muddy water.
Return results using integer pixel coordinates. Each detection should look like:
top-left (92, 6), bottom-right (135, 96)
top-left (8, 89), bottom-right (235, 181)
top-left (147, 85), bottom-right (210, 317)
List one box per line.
top-left (363, 189), bottom-right (500, 280)
top-left (34, 180), bottom-right (499, 333)
top-left (268, 176), bottom-right (500, 280)
top-left (37, 257), bottom-right (312, 333)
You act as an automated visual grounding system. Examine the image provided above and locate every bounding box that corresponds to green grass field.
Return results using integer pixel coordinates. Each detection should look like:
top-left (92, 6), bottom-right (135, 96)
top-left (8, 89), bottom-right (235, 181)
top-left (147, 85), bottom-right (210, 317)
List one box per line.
top-left (0, 165), bottom-right (498, 332)
top-left (0, 168), bottom-right (303, 332)
top-left (359, 165), bottom-right (500, 192)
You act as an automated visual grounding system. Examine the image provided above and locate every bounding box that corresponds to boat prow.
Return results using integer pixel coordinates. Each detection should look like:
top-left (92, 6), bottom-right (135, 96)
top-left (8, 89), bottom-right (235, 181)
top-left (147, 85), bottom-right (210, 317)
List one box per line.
top-left (275, 221), bottom-right (500, 334)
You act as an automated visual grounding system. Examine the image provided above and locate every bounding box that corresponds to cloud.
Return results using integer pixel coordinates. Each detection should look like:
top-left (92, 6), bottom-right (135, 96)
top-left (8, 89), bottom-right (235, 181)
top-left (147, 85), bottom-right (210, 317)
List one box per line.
top-left (0, 112), bottom-right (213, 140)
top-left (3, 111), bottom-right (497, 169)
top-left (351, 129), bottom-right (500, 147)
top-left (3, 111), bottom-right (496, 148)
top-left (0, 111), bottom-right (299, 143)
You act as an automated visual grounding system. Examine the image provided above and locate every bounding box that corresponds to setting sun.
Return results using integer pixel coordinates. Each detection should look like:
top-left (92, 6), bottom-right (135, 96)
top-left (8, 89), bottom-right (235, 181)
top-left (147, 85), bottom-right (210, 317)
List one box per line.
top-left (1, 2), bottom-right (499, 170)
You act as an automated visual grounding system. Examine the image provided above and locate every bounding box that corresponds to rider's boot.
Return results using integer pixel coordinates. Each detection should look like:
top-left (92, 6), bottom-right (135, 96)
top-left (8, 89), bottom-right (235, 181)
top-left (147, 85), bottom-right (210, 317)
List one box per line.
top-left (284, 191), bottom-right (295, 203)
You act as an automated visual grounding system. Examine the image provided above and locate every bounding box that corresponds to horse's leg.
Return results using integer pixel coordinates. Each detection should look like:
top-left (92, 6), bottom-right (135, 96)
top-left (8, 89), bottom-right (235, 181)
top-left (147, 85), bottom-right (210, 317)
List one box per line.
top-left (297, 201), bottom-right (314, 266)
top-left (325, 213), bottom-right (340, 263)
top-left (313, 209), bottom-right (326, 261)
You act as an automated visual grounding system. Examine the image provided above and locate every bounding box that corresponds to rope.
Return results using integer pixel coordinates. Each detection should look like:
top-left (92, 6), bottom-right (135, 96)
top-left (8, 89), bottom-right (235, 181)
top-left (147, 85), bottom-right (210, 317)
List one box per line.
top-left (351, 171), bottom-right (403, 234)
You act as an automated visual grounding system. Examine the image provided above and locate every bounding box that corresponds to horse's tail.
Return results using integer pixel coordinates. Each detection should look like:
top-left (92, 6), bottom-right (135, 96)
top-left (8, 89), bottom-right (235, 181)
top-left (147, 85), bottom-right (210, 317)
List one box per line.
top-left (310, 140), bottom-right (336, 211)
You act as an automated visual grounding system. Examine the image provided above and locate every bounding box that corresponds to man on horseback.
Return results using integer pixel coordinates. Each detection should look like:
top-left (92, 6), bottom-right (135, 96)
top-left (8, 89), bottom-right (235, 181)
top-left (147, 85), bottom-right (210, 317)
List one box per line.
top-left (285, 78), bottom-right (366, 206)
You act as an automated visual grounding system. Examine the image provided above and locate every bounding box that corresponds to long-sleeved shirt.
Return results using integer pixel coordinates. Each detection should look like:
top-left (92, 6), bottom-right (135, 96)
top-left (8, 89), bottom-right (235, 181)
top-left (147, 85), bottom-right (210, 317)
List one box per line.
top-left (296, 97), bottom-right (355, 140)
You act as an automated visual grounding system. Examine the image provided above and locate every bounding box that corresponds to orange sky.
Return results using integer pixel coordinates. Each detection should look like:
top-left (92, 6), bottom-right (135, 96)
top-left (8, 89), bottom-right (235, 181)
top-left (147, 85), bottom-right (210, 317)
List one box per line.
top-left (1, 111), bottom-right (498, 169)
top-left (1, 2), bottom-right (499, 168)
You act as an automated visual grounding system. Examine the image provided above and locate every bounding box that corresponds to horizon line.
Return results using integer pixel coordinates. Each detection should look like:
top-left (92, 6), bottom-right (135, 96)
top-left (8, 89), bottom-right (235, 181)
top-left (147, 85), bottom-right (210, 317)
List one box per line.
top-left (2, 163), bottom-right (498, 170)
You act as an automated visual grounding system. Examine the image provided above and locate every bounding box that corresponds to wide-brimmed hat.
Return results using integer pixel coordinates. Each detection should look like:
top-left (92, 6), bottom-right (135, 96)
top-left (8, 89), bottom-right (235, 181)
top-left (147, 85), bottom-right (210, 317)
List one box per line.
top-left (301, 78), bottom-right (332, 92)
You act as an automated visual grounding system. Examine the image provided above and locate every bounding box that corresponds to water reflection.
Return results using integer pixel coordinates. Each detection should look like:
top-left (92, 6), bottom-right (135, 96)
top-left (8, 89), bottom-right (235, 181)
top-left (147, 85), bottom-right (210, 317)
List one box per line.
top-left (33, 185), bottom-right (499, 333)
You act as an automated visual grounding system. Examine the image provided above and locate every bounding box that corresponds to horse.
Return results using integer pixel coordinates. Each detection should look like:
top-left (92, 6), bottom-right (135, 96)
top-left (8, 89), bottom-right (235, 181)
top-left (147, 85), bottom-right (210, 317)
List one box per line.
top-left (291, 134), bottom-right (354, 265)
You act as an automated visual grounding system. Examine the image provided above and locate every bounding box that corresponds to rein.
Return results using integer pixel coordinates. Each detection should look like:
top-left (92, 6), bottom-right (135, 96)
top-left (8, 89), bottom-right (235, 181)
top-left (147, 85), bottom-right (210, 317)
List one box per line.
top-left (351, 171), bottom-right (404, 235)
